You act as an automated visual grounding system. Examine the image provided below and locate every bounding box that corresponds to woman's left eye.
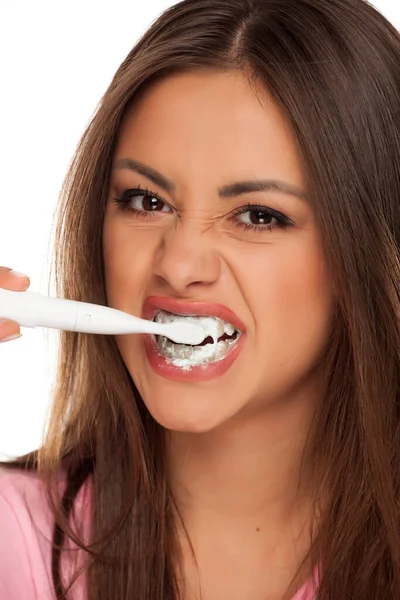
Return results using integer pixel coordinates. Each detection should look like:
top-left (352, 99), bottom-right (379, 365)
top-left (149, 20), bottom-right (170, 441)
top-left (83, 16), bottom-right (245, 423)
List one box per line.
top-left (238, 209), bottom-right (276, 226)
top-left (112, 188), bottom-right (171, 214)
top-left (232, 204), bottom-right (293, 231)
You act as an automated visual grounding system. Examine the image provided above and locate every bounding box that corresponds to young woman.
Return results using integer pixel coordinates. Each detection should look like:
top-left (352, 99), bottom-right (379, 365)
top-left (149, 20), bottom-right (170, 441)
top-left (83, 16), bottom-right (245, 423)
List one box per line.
top-left (1, 0), bottom-right (400, 598)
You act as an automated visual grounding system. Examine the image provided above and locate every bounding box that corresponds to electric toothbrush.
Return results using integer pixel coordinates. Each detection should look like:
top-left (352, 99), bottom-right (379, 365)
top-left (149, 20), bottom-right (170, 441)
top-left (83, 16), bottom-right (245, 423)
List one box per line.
top-left (0, 288), bottom-right (206, 346)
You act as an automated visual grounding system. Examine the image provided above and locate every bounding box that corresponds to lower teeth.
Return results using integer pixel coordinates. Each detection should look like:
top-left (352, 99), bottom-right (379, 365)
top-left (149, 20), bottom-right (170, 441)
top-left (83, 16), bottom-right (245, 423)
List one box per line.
top-left (156, 335), bottom-right (238, 370)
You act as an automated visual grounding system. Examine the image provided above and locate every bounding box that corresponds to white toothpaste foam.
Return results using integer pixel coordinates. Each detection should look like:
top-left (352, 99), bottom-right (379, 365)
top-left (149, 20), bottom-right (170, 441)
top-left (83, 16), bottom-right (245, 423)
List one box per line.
top-left (155, 311), bottom-right (237, 370)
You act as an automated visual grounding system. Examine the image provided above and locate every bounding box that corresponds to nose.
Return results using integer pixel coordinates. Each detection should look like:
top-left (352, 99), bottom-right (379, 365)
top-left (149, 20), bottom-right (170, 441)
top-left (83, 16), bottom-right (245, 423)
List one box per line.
top-left (153, 220), bottom-right (221, 295)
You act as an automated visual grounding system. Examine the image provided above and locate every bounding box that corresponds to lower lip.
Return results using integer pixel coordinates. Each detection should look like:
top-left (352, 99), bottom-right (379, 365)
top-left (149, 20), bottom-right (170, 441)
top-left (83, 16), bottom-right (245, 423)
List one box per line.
top-left (143, 334), bottom-right (245, 382)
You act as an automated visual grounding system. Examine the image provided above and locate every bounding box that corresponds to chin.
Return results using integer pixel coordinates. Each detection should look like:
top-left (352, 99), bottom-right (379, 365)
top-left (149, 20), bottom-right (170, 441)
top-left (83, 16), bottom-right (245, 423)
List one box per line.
top-left (139, 384), bottom-right (241, 434)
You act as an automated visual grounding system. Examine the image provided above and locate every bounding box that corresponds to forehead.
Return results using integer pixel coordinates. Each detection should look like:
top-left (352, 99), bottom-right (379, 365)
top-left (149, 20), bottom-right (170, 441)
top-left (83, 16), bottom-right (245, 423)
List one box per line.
top-left (113, 70), bottom-right (304, 188)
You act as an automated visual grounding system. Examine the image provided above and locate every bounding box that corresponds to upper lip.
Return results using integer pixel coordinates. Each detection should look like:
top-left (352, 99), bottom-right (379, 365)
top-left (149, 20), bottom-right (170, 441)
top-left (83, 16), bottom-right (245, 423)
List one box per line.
top-left (143, 296), bottom-right (246, 332)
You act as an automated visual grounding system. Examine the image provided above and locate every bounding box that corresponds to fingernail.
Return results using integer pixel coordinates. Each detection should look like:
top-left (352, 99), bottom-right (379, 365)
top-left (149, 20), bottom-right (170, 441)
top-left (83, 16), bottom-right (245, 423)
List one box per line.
top-left (10, 270), bottom-right (29, 279)
top-left (0, 333), bottom-right (22, 343)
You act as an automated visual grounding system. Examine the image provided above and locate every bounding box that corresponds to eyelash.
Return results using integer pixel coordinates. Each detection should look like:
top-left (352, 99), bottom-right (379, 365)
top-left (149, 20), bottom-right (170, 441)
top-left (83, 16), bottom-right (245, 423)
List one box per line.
top-left (111, 186), bottom-right (294, 232)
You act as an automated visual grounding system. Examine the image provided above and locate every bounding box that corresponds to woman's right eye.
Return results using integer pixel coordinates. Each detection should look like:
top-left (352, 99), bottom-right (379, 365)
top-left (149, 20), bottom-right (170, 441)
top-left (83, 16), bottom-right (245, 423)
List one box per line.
top-left (112, 188), bottom-right (172, 214)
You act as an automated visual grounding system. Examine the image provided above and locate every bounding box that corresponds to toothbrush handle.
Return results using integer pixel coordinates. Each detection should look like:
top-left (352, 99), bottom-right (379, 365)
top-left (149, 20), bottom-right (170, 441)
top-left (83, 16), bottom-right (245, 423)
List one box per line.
top-left (0, 288), bottom-right (157, 335)
top-left (0, 288), bottom-right (80, 330)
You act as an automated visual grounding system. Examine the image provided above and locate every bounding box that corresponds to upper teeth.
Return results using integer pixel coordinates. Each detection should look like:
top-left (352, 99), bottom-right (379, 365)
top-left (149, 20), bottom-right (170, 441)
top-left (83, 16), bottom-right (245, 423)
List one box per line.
top-left (153, 310), bottom-right (236, 338)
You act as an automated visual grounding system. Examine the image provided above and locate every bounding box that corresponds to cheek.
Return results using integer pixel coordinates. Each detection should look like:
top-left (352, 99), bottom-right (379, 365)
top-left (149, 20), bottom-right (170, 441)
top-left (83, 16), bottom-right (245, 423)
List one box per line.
top-left (239, 238), bottom-right (333, 360)
top-left (102, 217), bottom-right (160, 304)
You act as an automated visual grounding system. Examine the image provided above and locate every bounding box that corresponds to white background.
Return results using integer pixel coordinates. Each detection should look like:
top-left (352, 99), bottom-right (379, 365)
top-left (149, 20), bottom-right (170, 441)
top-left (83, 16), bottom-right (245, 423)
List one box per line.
top-left (0, 1), bottom-right (399, 460)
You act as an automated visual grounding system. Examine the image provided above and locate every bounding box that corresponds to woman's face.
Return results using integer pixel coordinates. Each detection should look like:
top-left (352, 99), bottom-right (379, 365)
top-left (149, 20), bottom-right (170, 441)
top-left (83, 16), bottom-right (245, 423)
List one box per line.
top-left (103, 70), bottom-right (334, 432)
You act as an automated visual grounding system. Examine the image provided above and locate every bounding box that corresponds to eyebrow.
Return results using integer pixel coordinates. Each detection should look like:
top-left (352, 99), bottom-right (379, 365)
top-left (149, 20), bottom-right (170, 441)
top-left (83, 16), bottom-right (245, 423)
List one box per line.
top-left (112, 157), bottom-right (307, 201)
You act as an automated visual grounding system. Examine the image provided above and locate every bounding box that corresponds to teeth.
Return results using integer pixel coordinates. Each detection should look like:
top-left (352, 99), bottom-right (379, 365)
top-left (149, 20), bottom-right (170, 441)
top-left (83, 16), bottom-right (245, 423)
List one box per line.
top-left (224, 322), bottom-right (235, 336)
top-left (154, 310), bottom-right (236, 338)
top-left (152, 309), bottom-right (240, 369)
top-left (156, 336), bottom-right (237, 369)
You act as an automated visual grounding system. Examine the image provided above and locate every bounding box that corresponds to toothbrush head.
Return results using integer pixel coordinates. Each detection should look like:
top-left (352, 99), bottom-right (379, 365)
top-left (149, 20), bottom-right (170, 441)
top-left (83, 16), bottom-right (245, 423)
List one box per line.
top-left (165, 320), bottom-right (206, 345)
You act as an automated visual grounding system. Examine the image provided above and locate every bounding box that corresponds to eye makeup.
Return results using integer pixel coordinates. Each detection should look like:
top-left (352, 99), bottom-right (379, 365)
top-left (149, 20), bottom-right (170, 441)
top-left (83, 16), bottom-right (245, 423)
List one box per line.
top-left (112, 186), bottom-right (295, 234)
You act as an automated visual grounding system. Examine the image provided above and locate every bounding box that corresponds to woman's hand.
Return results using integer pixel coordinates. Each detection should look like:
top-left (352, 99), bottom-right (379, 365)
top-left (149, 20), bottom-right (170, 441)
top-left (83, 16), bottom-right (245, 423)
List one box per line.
top-left (0, 267), bottom-right (30, 343)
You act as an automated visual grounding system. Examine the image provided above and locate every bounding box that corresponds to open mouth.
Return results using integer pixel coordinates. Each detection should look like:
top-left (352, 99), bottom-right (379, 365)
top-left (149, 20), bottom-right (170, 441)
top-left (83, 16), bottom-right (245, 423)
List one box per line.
top-left (152, 309), bottom-right (241, 367)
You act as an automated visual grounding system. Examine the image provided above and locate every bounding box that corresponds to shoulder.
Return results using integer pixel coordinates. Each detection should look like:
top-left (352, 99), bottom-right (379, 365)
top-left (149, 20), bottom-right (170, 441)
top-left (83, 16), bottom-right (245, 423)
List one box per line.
top-left (0, 467), bottom-right (55, 599)
top-left (0, 464), bottom-right (92, 529)
top-left (0, 466), bottom-right (92, 600)
top-left (0, 466), bottom-right (56, 520)
top-left (0, 467), bottom-right (69, 547)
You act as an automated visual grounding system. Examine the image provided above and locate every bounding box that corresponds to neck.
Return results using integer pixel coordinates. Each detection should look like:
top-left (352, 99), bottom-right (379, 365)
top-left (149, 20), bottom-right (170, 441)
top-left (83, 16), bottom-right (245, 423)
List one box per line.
top-left (166, 386), bottom-right (322, 599)
top-left (167, 388), bottom-right (319, 533)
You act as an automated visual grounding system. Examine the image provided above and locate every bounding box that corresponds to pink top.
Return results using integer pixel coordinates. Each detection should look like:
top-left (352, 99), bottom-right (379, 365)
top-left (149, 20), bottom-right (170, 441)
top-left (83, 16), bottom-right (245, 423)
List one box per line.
top-left (0, 468), bottom-right (318, 599)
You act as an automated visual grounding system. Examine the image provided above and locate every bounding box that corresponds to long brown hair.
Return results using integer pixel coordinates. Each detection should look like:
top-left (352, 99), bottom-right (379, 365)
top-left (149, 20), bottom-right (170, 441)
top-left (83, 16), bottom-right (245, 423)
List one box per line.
top-left (2, 0), bottom-right (400, 597)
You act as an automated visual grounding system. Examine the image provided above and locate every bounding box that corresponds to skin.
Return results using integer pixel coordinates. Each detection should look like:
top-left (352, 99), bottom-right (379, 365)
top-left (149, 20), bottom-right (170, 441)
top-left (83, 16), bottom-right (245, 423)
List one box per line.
top-left (103, 71), bottom-right (334, 599)
top-left (0, 268), bottom-right (30, 342)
